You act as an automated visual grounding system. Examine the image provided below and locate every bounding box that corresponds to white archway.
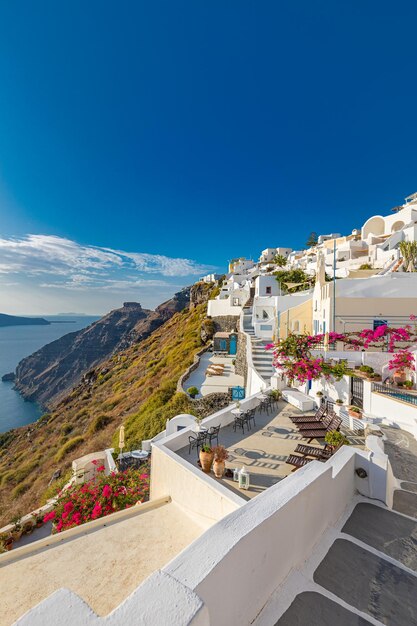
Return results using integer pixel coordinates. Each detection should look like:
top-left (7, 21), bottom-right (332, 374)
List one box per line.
top-left (391, 220), bottom-right (405, 233)
top-left (362, 216), bottom-right (385, 239)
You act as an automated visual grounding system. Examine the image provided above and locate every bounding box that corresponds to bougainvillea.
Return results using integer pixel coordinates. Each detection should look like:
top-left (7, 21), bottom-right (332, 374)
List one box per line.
top-left (388, 350), bottom-right (415, 372)
top-left (267, 320), bottom-right (417, 384)
top-left (44, 463), bottom-right (150, 533)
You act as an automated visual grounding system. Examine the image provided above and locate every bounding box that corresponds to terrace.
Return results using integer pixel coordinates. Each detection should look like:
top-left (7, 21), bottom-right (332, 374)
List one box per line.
top-left (174, 396), bottom-right (363, 500)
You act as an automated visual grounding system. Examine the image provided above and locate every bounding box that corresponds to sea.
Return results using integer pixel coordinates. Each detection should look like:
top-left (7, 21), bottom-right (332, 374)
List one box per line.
top-left (0, 316), bottom-right (99, 433)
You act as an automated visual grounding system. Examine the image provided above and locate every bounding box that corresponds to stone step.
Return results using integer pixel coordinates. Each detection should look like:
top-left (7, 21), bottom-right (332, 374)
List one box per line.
top-left (313, 537), bottom-right (417, 625)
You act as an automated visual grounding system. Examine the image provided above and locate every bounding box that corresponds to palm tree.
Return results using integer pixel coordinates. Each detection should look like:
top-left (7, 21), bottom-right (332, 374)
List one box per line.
top-left (399, 241), bottom-right (417, 272)
top-left (274, 254), bottom-right (287, 268)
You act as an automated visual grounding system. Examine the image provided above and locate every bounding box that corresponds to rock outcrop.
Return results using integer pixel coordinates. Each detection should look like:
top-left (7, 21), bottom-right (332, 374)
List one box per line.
top-left (13, 288), bottom-right (191, 408)
top-left (0, 313), bottom-right (50, 327)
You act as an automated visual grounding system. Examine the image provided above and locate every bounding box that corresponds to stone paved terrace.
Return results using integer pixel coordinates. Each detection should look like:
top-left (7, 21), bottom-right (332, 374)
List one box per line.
top-left (176, 400), bottom-right (364, 500)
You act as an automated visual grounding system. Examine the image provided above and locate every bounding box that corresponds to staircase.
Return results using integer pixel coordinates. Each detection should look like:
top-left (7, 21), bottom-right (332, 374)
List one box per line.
top-left (242, 306), bottom-right (275, 383)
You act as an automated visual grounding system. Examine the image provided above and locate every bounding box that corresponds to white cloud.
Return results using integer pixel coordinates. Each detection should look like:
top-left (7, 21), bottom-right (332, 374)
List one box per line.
top-left (0, 234), bottom-right (213, 280)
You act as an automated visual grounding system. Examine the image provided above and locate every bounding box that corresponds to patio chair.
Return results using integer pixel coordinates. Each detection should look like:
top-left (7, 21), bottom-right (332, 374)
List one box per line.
top-left (286, 454), bottom-right (313, 472)
top-left (299, 416), bottom-right (342, 443)
top-left (246, 408), bottom-right (256, 429)
top-left (259, 399), bottom-right (270, 414)
top-left (207, 425), bottom-right (220, 446)
top-left (294, 443), bottom-right (332, 460)
top-left (188, 431), bottom-right (207, 455)
top-left (290, 404), bottom-right (326, 424)
top-left (233, 415), bottom-right (246, 434)
top-left (296, 412), bottom-right (333, 431)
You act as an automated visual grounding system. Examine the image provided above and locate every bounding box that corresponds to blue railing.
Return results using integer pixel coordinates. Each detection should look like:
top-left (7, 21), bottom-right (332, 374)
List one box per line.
top-left (372, 383), bottom-right (417, 407)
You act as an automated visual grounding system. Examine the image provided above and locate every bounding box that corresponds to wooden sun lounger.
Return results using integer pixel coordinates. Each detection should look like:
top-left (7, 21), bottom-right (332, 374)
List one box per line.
top-left (286, 454), bottom-right (313, 471)
top-left (300, 417), bottom-right (342, 443)
top-left (296, 413), bottom-right (333, 431)
top-left (291, 404), bottom-right (326, 424)
top-left (294, 443), bottom-right (332, 459)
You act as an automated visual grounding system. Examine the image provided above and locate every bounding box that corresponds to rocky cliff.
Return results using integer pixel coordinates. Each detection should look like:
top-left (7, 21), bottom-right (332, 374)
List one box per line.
top-left (13, 288), bottom-right (191, 408)
top-left (0, 313), bottom-right (50, 327)
top-left (0, 284), bottom-right (219, 526)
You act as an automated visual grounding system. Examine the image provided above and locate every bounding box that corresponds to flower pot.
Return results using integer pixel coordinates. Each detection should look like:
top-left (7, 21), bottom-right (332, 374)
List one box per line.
top-left (4, 537), bottom-right (13, 551)
top-left (348, 409), bottom-right (362, 419)
top-left (393, 370), bottom-right (407, 384)
top-left (11, 529), bottom-right (22, 542)
top-left (22, 521), bottom-right (34, 535)
top-left (213, 460), bottom-right (225, 478)
top-left (199, 450), bottom-right (214, 473)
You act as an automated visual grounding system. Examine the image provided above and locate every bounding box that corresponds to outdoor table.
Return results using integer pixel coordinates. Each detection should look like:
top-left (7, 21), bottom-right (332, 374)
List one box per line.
top-left (131, 450), bottom-right (149, 460)
top-left (231, 408), bottom-right (244, 417)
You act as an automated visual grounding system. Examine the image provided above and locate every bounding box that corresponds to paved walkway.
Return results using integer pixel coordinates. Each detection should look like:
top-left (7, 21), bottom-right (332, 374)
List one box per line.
top-left (275, 425), bottom-right (417, 625)
top-left (183, 353), bottom-right (244, 397)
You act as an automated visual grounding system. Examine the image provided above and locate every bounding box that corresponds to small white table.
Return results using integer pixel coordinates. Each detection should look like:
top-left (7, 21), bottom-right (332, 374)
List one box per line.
top-left (131, 450), bottom-right (149, 460)
top-left (231, 409), bottom-right (244, 417)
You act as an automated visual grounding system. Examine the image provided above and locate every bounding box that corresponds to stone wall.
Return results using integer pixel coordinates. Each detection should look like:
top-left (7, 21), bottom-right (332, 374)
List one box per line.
top-left (235, 331), bottom-right (248, 385)
top-left (176, 346), bottom-right (209, 393)
top-left (211, 316), bottom-right (240, 333)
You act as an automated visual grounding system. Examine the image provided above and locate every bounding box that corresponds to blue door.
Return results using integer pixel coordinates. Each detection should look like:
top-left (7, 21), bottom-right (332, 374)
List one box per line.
top-left (220, 339), bottom-right (227, 351)
top-left (229, 336), bottom-right (237, 355)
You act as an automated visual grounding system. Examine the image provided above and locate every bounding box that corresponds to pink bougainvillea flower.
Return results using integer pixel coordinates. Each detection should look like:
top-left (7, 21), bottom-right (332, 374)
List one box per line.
top-left (102, 484), bottom-right (112, 498)
top-left (43, 510), bottom-right (55, 523)
top-left (410, 314), bottom-right (416, 321)
top-left (91, 502), bottom-right (102, 519)
top-left (96, 465), bottom-right (105, 473)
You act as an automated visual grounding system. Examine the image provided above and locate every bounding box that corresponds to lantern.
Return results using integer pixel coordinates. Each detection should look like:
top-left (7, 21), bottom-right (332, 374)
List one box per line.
top-left (238, 466), bottom-right (250, 490)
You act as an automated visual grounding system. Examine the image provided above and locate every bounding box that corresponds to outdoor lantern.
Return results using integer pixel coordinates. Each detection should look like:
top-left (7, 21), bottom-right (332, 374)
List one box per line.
top-left (238, 466), bottom-right (250, 490)
top-left (233, 467), bottom-right (240, 482)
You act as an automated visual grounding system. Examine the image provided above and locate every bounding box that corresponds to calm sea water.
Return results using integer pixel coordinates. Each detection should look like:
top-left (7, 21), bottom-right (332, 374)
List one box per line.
top-left (0, 316), bottom-right (99, 433)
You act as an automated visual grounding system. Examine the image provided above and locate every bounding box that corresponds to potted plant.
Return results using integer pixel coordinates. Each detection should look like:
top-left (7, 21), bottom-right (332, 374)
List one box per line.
top-left (0, 532), bottom-right (13, 551)
top-left (348, 405), bottom-right (362, 419)
top-left (403, 380), bottom-right (414, 390)
top-left (359, 365), bottom-right (374, 379)
top-left (316, 391), bottom-right (323, 398)
top-left (212, 445), bottom-right (229, 478)
top-left (269, 389), bottom-right (282, 401)
top-left (195, 415), bottom-right (203, 432)
top-left (335, 399), bottom-right (343, 405)
top-left (10, 515), bottom-right (22, 542)
top-left (325, 430), bottom-right (350, 452)
top-left (187, 386), bottom-right (199, 399)
top-left (22, 516), bottom-right (35, 535)
top-left (199, 444), bottom-right (214, 473)
top-left (35, 513), bottom-right (44, 528)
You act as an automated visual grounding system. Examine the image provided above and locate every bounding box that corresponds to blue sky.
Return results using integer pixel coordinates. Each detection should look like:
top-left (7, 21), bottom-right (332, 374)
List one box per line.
top-left (0, 1), bottom-right (416, 313)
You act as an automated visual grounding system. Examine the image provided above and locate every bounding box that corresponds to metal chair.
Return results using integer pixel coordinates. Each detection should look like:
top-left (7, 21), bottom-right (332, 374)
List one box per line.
top-left (246, 408), bottom-right (256, 429)
top-left (233, 415), bottom-right (246, 434)
top-left (188, 431), bottom-right (207, 455)
top-left (207, 425), bottom-right (220, 446)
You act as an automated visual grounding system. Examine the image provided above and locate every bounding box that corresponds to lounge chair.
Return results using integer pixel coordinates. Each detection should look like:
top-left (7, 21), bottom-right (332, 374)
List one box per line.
top-left (299, 416), bottom-right (342, 443)
top-left (291, 404), bottom-right (326, 424)
top-left (286, 454), bottom-right (313, 471)
top-left (294, 443), bottom-right (332, 459)
top-left (296, 413), bottom-right (333, 431)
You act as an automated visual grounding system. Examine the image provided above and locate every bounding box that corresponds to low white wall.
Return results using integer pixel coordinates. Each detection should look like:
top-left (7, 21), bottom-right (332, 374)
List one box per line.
top-left (368, 390), bottom-right (417, 438)
top-left (207, 299), bottom-right (243, 317)
top-left (164, 447), bottom-right (369, 626)
top-left (150, 445), bottom-right (243, 529)
top-left (150, 394), bottom-right (264, 527)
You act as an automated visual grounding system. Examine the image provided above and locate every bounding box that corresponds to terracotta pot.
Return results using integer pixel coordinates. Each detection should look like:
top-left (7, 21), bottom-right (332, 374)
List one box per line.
top-left (4, 537), bottom-right (13, 551)
top-left (213, 460), bottom-right (225, 478)
top-left (348, 409), bottom-right (362, 419)
top-left (199, 450), bottom-right (214, 473)
top-left (11, 529), bottom-right (22, 542)
top-left (22, 521), bottom-right (34, 535)
top-left (393, 370), bottom-right (407, 384)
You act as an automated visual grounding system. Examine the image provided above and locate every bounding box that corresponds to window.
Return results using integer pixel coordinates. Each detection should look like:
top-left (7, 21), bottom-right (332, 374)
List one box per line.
top-left (266, 286), bottom-right (272, 295)
top-left (373, 319), bottom-right (387, 330)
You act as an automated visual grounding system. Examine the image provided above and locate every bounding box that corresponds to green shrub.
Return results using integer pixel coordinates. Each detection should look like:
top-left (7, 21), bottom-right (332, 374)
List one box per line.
top-left (61, 423), bottom-right (73, 436)
top-left (325, 430), bottom-right (350, 449)
top-left (55, 436), bottom-right (84, 462)
top-left (12, 482), bottom-right (31, 499)
top-left (187, 386), bottom-right (199, 398)
top-left (359, 263), bottom-right (372, 270)
top-left (89, 414), bottom-right (113, 433)
top-left (359, 365), bottom-right (374, 375)
top-left (40, 470), bottom-right (72, 504)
